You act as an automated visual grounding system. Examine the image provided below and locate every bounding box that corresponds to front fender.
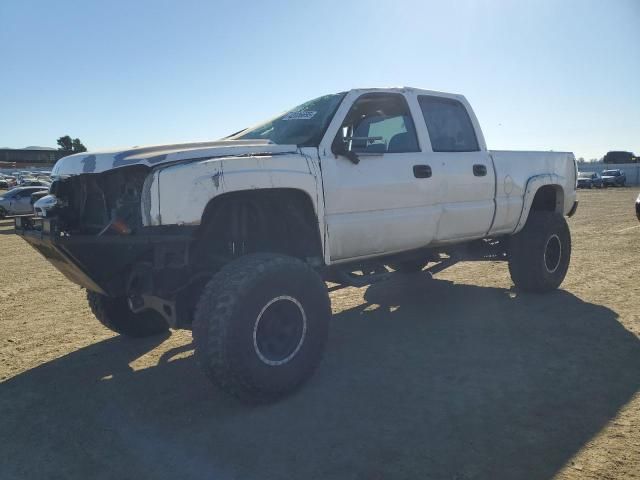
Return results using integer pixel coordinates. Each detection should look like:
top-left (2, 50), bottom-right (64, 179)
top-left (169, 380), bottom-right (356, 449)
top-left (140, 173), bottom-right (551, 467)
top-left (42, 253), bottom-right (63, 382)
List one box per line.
top-left (143, 153), bottom-right (322, 228)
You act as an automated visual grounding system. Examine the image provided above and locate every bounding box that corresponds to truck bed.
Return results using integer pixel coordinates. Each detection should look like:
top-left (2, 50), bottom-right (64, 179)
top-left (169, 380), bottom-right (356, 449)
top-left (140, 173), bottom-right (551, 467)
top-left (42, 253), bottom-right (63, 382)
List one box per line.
top-left (488, 150), bottom-right (577, 235)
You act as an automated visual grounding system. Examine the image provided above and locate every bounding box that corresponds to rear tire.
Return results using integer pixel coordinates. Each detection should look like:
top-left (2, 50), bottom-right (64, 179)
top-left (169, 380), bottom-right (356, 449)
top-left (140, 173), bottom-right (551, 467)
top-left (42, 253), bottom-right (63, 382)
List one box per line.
top-left (192, 253), bottom-right (331, 403)
top-left (87, 291), bottom-right (169, 338)
top-left (508, 212), bottom-right (571, 293)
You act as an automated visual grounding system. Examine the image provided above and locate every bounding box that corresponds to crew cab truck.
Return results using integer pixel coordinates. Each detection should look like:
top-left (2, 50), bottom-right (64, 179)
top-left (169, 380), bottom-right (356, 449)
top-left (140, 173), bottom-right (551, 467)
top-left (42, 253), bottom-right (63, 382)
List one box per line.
top-left (15, 87), bottom-right (578, 402)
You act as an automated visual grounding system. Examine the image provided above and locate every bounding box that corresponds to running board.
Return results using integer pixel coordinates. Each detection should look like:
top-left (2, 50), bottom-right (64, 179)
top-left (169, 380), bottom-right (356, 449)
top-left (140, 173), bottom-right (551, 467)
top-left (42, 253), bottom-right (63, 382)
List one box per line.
top-left (326, 257), bottom-right (459, 290)
top-left (425, 257), bottom-right (458, 275)
top-left (332, 263), bottom-right (393, 288)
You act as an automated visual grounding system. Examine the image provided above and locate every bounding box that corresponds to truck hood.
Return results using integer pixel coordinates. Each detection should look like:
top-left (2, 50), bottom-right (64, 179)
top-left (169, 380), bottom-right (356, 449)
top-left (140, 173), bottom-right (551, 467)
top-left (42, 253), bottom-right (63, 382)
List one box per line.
top-left (51, 139), bottom-right (298, 176)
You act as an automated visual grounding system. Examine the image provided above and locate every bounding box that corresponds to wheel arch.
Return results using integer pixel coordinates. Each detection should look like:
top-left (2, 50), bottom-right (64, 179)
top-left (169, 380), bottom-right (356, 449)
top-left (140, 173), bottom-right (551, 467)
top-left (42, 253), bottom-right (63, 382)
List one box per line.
top-left (192, 187), bottom-right (325, 268)
top-left (513, 175), bottom-right (565, 234)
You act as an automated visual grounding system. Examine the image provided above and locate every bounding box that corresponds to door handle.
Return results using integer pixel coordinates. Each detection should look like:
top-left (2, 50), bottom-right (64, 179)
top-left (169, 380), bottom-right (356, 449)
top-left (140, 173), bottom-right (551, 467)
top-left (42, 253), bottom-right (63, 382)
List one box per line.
top-left (413, 165), bottom-right (432, 178)
top-left (473, 164), bottom-right (487, 176)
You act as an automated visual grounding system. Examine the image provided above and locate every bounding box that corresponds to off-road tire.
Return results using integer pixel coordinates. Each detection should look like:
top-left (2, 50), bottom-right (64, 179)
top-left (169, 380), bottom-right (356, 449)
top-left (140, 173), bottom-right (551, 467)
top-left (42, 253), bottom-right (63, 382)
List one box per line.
top-left (192, 253), bottom-right (331, 403)
top-left (0, 206), bottom-right (6, 219)
top-left (508, 211), bottom-right (571, 293)
top-left (87, 291), bottom-right (169, 337)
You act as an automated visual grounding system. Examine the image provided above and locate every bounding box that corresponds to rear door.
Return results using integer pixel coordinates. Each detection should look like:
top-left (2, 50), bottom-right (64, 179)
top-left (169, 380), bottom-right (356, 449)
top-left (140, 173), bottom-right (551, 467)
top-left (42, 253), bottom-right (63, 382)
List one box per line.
top-left (416, 95), bottom-right (495, 241)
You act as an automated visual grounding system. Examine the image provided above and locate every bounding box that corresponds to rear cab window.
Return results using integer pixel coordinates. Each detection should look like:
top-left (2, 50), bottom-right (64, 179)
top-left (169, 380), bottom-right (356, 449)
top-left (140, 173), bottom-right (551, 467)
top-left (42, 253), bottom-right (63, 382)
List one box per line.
top-left (418, 95), bottom-right (479, 152)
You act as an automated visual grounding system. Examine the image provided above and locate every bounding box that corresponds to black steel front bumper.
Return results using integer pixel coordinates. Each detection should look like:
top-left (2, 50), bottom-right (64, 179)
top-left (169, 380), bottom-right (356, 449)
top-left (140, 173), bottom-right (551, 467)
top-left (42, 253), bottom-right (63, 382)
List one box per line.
top-left (14, 216), bottom-right (194, 297)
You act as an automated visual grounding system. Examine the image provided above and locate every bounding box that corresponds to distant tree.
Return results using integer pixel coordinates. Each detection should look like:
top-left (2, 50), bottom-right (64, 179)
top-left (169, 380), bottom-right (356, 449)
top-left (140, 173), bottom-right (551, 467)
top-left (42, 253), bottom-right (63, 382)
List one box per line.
top-left (577, 157), bottom-right (585, 164)
top-left (57, 135), bottom-right (87, 156)
top-left (57, 135), bottom-right (73, 152)
top-left (72, 138), bottom-right (87, 153)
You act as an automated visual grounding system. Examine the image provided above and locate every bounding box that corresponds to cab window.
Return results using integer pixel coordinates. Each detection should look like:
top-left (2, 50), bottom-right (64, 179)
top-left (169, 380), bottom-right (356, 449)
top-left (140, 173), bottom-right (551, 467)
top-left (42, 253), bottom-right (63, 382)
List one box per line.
top-left (334, 93), bottom-right (420, 154)
top-left (418, 95), bottom-right (479, 152)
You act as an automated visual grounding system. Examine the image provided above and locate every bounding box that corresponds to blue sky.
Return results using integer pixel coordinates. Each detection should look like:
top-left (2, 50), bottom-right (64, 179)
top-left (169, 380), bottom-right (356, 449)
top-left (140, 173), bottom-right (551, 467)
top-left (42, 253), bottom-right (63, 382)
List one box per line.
top-left (1, 0), bottom-right (638, 159)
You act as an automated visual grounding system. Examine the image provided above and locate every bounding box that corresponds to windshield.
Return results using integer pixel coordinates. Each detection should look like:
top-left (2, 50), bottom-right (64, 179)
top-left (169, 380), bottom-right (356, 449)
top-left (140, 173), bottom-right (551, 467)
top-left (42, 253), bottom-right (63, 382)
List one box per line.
top-left (602, 170), bottom-right (619, 176)
top-left (232, 93), bottom-right (346, 147)
top-left (578, 172), bottom-right (591, 178)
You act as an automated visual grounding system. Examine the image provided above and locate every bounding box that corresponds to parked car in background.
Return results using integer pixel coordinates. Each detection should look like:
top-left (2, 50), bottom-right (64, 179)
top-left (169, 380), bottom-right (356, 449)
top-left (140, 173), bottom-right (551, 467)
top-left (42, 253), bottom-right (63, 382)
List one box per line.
top-left (0, 186), bottom-right (49, 217)
top-left (0, 174), bottom-right (16, 188)
top-left (33, 193), bottom-right (57, 217)
top-left (577, 171), bottom-right (603, 188)
top-left (601, 169), bottom-right (626, 187)
top-left (30, 190), bottom-right (51, 215)
top-left (21, 180), bottom-right (51, 188)
top-left (604, 151), bottom-right (636, 164)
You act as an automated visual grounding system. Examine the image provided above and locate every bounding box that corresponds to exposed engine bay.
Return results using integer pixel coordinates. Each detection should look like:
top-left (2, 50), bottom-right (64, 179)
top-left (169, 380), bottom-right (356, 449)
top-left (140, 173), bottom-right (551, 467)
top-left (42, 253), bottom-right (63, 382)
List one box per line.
top-left (49, 166), bottom-right (149, 235)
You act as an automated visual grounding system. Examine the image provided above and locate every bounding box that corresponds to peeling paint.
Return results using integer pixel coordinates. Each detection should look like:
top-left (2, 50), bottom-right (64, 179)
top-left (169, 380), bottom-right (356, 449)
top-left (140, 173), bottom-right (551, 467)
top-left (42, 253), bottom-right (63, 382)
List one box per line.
top-left (81, 155), bottom-right (97, 173)
top-left (113, 150), bottom-right (136, 167)
top-left (147, 154), bottom-right (168, 164)
top-left (212, 169), bottom-right (223, 188)
top-left (113, 147), bottom-right (172, 167)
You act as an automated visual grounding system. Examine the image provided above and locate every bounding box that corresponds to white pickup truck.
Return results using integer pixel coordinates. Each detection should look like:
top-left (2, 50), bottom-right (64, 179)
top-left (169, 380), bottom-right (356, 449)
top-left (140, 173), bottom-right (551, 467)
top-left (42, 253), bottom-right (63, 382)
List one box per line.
top-left (16, 87), bottom-right (578, 401)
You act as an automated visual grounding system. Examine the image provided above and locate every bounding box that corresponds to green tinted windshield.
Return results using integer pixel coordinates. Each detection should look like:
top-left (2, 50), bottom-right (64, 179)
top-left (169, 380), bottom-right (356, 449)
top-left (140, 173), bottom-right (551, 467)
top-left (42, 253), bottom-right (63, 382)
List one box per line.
top-left (232, 93), bottom-right (346, 147)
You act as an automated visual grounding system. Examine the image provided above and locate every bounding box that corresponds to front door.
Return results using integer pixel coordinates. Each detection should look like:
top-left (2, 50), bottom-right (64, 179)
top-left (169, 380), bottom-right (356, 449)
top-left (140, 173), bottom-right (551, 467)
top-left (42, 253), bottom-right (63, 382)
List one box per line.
top-left (320, 92), bottom-right (439, 262)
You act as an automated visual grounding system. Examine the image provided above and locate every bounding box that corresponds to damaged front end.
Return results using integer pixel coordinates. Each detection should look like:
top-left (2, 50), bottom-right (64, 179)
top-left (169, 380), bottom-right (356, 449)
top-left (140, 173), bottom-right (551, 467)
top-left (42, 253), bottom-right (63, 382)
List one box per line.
top-left (15, 166), bottom-right (197, 328)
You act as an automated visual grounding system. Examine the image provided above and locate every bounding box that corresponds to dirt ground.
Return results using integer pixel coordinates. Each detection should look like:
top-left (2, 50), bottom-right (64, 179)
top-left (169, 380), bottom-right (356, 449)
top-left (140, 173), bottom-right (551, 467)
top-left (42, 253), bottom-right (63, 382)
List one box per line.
top-left (1, 188), bottom-right (639, 480)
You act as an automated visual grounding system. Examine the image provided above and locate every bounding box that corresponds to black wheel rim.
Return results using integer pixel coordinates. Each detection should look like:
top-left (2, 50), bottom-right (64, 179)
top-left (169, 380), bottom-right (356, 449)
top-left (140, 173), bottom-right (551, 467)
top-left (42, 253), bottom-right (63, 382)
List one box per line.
top-left (253, 296), bottom-right (307, 366)
top-left (544, 234), bottom-right (562, 273)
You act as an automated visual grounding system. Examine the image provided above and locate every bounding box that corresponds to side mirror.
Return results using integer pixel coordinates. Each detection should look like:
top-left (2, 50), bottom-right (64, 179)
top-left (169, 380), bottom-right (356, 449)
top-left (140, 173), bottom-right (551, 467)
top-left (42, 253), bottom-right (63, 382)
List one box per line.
top-left (331, 135), bottom-right (360, 165)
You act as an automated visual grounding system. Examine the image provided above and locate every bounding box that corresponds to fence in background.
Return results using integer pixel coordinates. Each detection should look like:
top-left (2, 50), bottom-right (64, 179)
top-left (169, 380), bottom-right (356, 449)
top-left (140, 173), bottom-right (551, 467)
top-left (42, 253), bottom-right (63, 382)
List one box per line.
top-left (577, 162), bottom-right (640, 185)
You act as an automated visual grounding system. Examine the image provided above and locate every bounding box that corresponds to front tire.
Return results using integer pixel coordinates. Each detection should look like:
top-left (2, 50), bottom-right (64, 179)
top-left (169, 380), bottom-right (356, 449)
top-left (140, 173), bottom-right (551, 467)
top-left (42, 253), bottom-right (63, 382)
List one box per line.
top-left (87, 292), bottom-right (169, 337)
top-left (192, 253), bottom-right (331, 402)
top-left (508, 212), bottom-right (571, 293)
